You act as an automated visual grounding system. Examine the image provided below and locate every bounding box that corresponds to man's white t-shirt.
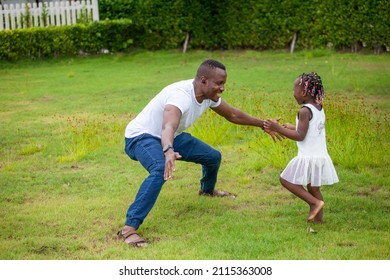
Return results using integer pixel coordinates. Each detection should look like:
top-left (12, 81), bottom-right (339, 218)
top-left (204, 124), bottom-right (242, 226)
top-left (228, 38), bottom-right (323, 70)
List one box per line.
top-left (125, 79), bottom-right (222, 139)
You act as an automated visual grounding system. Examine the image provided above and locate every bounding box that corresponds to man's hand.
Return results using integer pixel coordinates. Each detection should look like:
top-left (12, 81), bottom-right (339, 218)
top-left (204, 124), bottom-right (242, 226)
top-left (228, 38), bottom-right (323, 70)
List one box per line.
top-left (164, 151), bottom-right (182, 180)
top-left (264, 129), bottom-right (284, 142)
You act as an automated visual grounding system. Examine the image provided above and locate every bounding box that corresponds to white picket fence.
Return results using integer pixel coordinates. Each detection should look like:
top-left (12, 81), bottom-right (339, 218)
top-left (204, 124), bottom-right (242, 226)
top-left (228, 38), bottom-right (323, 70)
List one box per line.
top-left (0, 0), bottom-right (99, 31)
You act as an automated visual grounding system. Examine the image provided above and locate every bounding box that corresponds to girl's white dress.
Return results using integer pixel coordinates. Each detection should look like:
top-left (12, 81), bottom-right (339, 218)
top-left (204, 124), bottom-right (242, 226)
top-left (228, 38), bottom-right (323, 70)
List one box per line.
top-left (281, 104), bottom-right (339, 187)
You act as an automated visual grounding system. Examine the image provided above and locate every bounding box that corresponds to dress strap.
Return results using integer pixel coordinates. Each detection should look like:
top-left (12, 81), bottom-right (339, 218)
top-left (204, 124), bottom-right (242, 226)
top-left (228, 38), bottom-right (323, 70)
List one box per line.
top-left (298, 105), bottom-right (313, 120)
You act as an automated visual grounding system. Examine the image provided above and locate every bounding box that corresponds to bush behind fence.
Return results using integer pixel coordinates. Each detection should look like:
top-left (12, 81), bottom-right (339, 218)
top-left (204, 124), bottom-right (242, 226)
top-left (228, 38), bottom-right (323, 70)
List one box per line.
top-left (0, 0), bottom-right (389, 60)
top-left (99, 0), bottom-right (390, 53)
top-left (0, 19), bottom-right (133, 60)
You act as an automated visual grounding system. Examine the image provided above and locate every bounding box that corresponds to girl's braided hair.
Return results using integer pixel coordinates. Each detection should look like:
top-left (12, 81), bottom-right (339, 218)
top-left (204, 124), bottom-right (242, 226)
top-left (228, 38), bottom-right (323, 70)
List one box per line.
top-left (298, 72), bottom-right (325, 104)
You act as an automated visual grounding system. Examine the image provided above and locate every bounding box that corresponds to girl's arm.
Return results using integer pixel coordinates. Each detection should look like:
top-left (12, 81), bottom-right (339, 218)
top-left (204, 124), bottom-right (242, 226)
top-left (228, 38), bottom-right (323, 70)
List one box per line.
top-left (264, 107), bottom-right (311, 141)
top-left (283, 123), bottom-right (296, 130)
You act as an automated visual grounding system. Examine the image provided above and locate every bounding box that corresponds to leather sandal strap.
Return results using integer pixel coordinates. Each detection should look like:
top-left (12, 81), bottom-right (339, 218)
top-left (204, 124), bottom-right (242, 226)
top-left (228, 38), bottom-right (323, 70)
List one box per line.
top-left (123, 231), bottom-right (139, 240)
top-left (117, 230), bottom-right (139, 240)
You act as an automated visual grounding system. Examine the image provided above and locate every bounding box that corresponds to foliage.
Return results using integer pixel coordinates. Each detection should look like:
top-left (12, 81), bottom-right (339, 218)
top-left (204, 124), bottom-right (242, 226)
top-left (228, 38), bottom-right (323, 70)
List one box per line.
top-left (0, 19), bottom-right (133, 60)
top-left (2, 0), bottom-right (389, 60)
top-left (98, 0), bottom-right (390, 52)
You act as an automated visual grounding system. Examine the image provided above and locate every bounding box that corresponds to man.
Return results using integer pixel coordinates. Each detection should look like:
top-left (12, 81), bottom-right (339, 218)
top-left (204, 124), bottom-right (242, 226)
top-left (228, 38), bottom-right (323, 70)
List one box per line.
top-left (118, 59), bottom-right (281, 247)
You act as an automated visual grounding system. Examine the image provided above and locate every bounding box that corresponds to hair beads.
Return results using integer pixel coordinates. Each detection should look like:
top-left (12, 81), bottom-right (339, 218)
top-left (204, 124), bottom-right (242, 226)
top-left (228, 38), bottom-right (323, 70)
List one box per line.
top-left (299, 73), bottom-right (325, 104)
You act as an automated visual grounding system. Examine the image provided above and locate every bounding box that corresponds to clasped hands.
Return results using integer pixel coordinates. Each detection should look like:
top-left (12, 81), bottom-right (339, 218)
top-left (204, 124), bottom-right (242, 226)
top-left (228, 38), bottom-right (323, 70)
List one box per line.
top-left (264, 118), bottom-right (284, 141)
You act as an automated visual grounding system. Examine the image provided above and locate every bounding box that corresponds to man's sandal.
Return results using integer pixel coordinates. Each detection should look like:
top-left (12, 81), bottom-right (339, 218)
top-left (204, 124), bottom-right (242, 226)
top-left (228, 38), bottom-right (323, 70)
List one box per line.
top-left (117, 230), bottom-right (148, 247)
top-left (198, 189), bottom-right (236, 198)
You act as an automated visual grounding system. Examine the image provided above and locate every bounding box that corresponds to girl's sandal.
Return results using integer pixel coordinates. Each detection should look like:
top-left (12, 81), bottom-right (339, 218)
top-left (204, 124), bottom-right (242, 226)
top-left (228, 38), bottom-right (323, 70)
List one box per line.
top-left (117, 230), bottom-right (148, 247)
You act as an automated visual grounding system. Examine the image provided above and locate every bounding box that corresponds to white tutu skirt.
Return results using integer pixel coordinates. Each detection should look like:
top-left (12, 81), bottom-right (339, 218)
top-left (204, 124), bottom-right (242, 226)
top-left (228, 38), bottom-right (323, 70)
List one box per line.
top-left (281, 155), bottom-right (339, 187)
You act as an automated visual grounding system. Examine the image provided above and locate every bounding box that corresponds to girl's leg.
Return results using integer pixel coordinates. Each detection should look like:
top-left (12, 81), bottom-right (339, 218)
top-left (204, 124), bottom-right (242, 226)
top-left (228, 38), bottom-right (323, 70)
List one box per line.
top-left (280, 177), bottom-right (324, 222)
top-left (308, 185), bottom-right (324, 223)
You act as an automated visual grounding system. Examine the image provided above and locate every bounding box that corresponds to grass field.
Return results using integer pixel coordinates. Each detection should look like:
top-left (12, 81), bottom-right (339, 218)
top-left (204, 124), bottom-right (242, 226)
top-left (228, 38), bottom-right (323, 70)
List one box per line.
top-left (0, 50), bottom-right (389, 260)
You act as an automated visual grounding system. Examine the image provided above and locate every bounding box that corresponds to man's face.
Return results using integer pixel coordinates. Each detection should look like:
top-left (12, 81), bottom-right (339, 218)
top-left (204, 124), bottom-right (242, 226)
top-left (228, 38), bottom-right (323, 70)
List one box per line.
top-left (202, 68), bottom-right (227, 102)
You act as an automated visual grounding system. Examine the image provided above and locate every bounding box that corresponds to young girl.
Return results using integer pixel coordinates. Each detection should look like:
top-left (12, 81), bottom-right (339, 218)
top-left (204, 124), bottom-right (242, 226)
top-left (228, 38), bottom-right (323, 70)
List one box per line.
top-left (264, 73), bottom-right (338, 223)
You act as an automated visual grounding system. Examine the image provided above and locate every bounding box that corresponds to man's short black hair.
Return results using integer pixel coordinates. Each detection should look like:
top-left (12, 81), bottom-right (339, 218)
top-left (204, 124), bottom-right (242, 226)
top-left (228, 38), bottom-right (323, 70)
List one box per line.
top-left (196, 59), bottom-right (226, 79)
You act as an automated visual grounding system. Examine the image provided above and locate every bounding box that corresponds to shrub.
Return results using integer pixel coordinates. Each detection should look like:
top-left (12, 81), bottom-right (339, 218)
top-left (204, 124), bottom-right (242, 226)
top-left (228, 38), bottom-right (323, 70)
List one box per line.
top-left (0, 19), bottom-right (133, 60)
top-left (98, 0), bottom-right (390, 52)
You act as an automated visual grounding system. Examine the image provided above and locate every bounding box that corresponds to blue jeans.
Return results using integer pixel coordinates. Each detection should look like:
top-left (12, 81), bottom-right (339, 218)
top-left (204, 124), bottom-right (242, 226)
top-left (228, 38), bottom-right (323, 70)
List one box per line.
top-left (124, 132), bottom-right (221, 229)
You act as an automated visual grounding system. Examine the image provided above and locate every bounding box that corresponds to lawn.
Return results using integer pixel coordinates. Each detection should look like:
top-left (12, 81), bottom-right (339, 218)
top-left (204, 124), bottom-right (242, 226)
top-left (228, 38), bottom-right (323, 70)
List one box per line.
top-left (0, 49), bottom-right (389, 260)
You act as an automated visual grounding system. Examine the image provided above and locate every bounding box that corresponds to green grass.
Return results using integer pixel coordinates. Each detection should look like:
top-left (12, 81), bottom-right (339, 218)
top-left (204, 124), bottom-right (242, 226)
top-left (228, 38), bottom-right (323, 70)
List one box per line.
top-left (0, 50), bottom-right (389, 260)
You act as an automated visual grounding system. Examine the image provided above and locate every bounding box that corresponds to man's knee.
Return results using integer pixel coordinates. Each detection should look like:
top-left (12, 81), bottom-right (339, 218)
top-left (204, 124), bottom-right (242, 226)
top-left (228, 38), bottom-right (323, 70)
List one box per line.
top-left (209, 149), bottom-right (221, 165)
top-left (148, 160), bottom-right (165, 177)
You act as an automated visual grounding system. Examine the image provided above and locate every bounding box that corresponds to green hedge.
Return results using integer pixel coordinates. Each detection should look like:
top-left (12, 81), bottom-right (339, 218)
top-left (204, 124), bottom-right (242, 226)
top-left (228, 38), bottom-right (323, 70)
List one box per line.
top-left (0, 19), bottom-right (133, 60)
top-left (99, 0), bottom-right (390, 52)
top-left (1, 0), bottom-right (388, 60)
